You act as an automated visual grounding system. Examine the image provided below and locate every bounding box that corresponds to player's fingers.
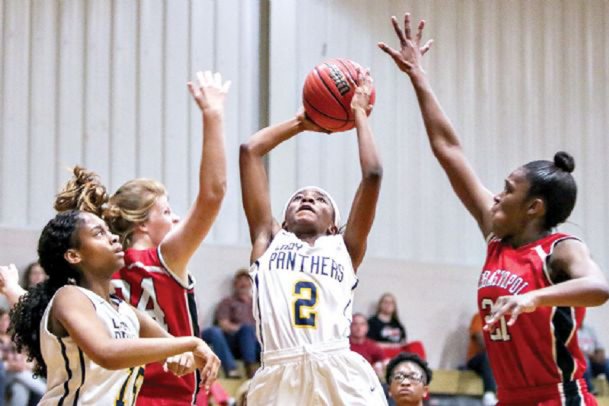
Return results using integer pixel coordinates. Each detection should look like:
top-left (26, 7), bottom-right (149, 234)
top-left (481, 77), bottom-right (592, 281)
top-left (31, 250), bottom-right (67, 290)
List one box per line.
top-left (421, 39), bottom-right (434, 55)
top-left (391, 16), bottom-right (407, 45)
top-left (196, 71), bottom-right (206, 88)
top-left (416, 20), bottom-right (425, 44)
top-left (221, 80), bottom-right (232, 93)
top-left (507, 307), bottom-right (523, 326)
top-left (209, 356), bottom-right (220, 383)
top-left (177, 355), bottom-right (188, 376)
top-left (204, 71), bottom-right (214, 87)
top-left (404, 13), bottom-right (412, 40)
top-left (213, 72), bottom-right (222, 87)
top-left (378, 43), bottom-right (404, 63)
top-left (199, 359), bottom-right (213, 389)
top-left (187, 82), bottom-right (201, 98)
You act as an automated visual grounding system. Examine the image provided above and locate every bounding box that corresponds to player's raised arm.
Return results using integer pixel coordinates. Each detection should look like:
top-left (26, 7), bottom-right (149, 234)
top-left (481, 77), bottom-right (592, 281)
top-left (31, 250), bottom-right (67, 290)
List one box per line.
top-left (343, 70), bottom-right (383, 270)
top-left (240, 111), bottom-right (326, 263)
top-left (379, 13), bottom-right (494, 238)
top-left (160, 71), bottom-right (230, 278)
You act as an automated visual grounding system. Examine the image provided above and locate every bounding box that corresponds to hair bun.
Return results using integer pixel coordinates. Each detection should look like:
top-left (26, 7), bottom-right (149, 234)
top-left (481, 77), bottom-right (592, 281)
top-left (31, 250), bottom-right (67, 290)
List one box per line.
top-left (554, 151), bottom-right (575, 173)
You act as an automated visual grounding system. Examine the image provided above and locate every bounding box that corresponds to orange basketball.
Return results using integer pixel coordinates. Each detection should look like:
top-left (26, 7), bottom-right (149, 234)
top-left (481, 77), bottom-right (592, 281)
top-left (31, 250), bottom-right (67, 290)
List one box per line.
top-left (302, 58), bottom-right (375, 132)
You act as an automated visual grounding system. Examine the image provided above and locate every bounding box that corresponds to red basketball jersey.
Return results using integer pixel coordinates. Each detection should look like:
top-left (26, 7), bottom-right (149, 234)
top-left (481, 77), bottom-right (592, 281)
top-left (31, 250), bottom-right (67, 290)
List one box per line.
top-left (112, 247), bottom-right (200, 405)
top-left (478, 233), bottom-right (594, 405)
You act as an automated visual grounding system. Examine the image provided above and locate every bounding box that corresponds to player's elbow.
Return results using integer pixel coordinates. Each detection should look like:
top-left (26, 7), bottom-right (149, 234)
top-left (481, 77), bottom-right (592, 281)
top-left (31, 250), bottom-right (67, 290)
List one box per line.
top-left (199, 179), bottom-right (227, 207)
top-left (89, 350), bottom-right (124, 370)
top-left (362, 164), bottom-right (383, 184)
top-left (595, 280), bottom-right (609, 305)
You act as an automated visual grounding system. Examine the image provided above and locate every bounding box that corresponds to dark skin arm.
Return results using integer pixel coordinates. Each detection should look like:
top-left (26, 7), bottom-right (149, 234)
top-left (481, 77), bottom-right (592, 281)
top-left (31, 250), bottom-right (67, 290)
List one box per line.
top-left (239, 112), bottom-right (324, 264)
top-left (342, 71), bottom-right (383, 270)
top-left (51, 287), bottom-right (220, 389)
top-left (378, 13), bottom-right (494, 238)
top-left (485, 239), bottom-right (609, 329)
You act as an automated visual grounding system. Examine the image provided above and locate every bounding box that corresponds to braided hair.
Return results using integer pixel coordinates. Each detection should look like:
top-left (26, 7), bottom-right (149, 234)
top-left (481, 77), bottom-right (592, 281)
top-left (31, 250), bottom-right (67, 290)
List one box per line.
top-left (10, 210), bottom-right (84, 378)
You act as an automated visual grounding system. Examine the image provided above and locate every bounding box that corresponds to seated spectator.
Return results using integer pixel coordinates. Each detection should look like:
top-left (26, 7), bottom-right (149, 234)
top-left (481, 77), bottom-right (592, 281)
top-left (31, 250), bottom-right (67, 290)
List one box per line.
top-left (349, 313), bottom-right (384, 377)
top-left (202, 269), bottom-right (260, 379)
top-left (20, 262), bottom-right (47, 290)
top-left (466, 313), bottom-right (497, 406)
top-left (0, 308), bottom-right (45, 405)
top-left (385, 352), bottom-right (431, 406)
top-left (578, 322), bottom-right (609, 394)
top-left (368, 293), bottom-right (426, 361)
top-left (368, 293), bottom-right (406, 344)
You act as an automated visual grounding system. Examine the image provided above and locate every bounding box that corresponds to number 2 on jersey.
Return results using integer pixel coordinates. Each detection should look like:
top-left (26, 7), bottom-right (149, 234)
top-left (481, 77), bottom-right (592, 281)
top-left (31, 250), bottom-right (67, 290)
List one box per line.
top-left (481, 298), bottom-right (511, 341)
top-left (293, 281), bottom-right (318, 328)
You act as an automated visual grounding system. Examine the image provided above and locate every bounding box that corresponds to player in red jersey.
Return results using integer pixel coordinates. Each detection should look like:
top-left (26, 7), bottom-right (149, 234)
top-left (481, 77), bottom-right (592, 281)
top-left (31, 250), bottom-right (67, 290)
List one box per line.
top-left (379, 13), bottom-right (609, 406)
top-left (53, 70), bottom-right (230, 405)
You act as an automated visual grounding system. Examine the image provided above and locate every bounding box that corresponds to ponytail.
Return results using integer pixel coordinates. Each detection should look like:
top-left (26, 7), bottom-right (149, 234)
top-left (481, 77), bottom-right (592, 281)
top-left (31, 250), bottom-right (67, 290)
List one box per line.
top-left (10, 211), bottom-right (83, 378)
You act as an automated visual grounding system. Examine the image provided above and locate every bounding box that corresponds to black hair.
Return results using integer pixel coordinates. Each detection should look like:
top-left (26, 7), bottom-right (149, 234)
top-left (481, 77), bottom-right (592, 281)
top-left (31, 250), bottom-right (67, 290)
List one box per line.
top-left (10, 210), bottom-right (84, 378)
top-left (385, 352), bottom-right (433, 385)
top-left (522, 151), bottom-right (577, 229)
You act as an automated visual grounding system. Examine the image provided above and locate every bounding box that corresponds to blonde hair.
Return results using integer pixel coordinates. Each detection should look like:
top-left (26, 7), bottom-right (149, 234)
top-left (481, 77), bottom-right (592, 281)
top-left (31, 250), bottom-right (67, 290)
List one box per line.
top-left (54, 166), bottom-right (166, 247)
top-left (104, 179), bottom-right (166, 247)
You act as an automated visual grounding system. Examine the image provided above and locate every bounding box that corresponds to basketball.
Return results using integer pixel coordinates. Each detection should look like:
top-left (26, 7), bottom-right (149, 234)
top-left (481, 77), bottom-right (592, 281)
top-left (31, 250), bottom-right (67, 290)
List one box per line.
top-left (302, 59), bottom-right (376, 132)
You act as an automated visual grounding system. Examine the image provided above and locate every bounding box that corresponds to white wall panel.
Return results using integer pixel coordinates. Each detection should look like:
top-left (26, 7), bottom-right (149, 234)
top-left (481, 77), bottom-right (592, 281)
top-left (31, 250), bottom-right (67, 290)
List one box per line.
top-left (111, 0), bottom-right (138, 187)
top-left (56, 0), bottom-right (85, 191)
top-left (1, 0), bottom-right (30, 225)
top-left (29, 0), bottom-right (58, 226)
top-left (0, 0), bottom-right (261, 249)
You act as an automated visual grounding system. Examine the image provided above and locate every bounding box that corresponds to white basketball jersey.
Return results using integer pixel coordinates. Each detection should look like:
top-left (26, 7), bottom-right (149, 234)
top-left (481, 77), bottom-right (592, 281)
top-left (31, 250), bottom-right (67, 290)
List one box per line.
top-left (251, 230), bottom-right (358, 353)
top-left (39, 287), bottom-right (145, 405)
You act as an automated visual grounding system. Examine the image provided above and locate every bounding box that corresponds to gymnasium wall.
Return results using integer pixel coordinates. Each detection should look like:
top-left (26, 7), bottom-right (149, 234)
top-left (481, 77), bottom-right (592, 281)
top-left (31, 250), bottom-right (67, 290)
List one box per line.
top-left (1, 0), bottom-right (609, 368)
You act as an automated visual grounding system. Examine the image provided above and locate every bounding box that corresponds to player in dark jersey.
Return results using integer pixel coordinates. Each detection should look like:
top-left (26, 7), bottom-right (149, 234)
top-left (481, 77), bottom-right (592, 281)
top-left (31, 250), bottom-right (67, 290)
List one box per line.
top-left (379, 12), bottom-right (609, 405)
top-left (52, 71), bottom-right (230, 405)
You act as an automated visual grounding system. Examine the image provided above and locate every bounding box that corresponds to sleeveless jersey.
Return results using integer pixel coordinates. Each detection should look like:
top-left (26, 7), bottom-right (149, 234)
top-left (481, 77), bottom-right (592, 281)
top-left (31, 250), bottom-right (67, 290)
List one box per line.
top-left (250, 230), bottom-right (358, 353)
top-left (111, 247), bottom-right (199, 405)
top-left (478, 233), bottom-right (590, 404)
top-left (39, 287), bottom-right (144, 406)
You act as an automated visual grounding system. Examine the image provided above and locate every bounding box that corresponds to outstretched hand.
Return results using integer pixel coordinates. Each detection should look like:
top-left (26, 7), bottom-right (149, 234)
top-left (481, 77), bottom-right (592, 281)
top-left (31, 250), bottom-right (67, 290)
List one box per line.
top-left (378, 13), bottom-right (433, 75)
top-left (188, 71), bottom-right (231, 113)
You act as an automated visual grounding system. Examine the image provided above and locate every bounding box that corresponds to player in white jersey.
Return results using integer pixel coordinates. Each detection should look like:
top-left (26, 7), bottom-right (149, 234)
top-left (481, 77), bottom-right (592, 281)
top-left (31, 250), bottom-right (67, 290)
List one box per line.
top-left (240, 71), bottom-right (387, 405)
top-left (7, 210), bottom-right (220, 405)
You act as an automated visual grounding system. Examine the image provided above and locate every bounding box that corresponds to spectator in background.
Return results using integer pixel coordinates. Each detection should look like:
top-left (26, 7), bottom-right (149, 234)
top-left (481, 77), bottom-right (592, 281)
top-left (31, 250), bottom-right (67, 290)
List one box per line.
top-left (0, 308), bottom-right (45, 406)
top-left (350, 313), bottom-right (384, 377)
top-left (368, 293), bottom-right (406, 344)
top-left (578, 322), bottom-right (609, 395)
top-left (466, 313), bottom-right (497, 406)
top-left (202, 269), bottom-right (260, 379)
top-left (20, 262), bottom-right (47, 290)
top-left (368, 293), bottom-right (426, 361)
top-left (385, 352), bottom-right (431, 406)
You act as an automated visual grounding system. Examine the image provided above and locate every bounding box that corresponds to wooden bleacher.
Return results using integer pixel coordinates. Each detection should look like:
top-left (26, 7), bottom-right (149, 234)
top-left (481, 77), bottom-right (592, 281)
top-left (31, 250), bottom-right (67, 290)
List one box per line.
top-left (429, 370), bottom-right (609, 404)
